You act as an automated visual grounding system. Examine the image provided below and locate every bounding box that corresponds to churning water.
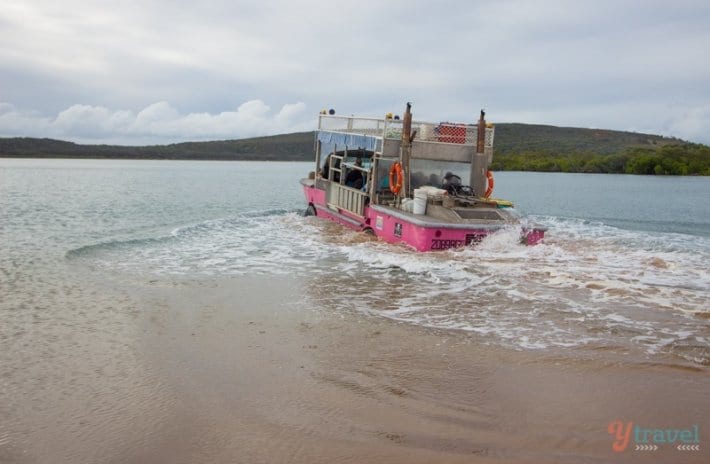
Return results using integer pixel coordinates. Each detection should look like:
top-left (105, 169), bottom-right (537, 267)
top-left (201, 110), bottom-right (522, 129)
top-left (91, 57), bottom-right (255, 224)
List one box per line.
top-left (2, 160), bottom-right (709, 366)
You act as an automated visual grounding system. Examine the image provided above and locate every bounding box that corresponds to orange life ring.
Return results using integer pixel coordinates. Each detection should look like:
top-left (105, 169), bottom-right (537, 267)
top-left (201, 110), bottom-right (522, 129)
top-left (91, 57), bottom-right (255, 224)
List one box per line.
top-left (389, 162), bottom-right (403, 195)
top-left (484, 170), bottom-right (494, 198)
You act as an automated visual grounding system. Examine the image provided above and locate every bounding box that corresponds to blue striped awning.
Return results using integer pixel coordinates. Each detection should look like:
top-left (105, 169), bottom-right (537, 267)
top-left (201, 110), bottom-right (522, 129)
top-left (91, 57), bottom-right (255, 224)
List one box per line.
top-left (317, 131), bottom-right (377, 151)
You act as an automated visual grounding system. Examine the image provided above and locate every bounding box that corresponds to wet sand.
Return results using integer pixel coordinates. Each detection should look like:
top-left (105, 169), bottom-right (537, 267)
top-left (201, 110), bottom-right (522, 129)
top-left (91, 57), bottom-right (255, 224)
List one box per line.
top-left (2, 274), bottom-right (708, 464)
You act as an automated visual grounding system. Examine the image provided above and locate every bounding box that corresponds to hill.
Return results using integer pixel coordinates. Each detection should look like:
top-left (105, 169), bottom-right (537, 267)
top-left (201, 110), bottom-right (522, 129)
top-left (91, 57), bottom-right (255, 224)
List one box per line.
top-left (493, 123), bottom-right (679, 155)
top-left (1, 124), bottom-right (709, 175)
top-left (0, 132), bottom-right (315, 161)
top-left (490, 124), bottom-right (709, 175)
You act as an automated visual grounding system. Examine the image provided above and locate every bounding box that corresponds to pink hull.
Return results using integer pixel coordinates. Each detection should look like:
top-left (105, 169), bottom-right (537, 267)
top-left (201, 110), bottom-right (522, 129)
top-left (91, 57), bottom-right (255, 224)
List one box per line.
top-left (303, 184), bottom-right (544, 251)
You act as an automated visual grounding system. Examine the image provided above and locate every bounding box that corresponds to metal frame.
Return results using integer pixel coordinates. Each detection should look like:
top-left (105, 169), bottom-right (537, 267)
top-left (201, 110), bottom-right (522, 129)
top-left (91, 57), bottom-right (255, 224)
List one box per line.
top-left (314, 109), bottom-right (495, 207)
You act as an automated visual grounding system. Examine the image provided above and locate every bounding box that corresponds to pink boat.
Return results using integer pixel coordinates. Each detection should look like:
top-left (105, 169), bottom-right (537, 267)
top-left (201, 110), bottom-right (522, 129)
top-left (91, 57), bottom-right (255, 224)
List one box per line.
top-left (300, 103), bottom-right (545, 251)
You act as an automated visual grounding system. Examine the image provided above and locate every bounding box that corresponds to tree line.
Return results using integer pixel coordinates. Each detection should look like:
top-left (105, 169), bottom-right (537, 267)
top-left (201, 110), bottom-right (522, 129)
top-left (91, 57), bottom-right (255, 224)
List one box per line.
top-left (490, 143), bottom-right (710, 175)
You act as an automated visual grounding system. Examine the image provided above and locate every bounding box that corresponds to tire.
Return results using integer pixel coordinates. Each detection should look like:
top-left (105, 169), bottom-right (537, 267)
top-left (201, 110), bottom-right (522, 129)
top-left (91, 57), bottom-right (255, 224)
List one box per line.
top-left (304, 205), bottom-right (316, 217)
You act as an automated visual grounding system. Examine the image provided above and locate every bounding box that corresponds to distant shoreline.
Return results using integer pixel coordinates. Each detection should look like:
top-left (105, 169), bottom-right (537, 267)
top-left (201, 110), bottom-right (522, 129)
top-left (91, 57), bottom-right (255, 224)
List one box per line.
top-left (2, 124), bottom-right (709, 175)
top-left (2, 156), bottom-right (708, 176)
top-left (0, 154), bottom-right (308, 161)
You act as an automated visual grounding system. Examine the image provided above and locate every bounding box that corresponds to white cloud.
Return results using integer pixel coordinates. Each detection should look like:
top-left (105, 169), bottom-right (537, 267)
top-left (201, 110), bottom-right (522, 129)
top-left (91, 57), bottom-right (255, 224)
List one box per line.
top-left (0, 100), bottom-right (311, 145)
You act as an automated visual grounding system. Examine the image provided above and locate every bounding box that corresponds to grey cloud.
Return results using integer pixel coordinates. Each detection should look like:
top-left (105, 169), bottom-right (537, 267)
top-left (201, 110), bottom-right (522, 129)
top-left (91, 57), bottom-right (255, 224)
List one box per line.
top-left (1, 0), bottom-right (709, 144)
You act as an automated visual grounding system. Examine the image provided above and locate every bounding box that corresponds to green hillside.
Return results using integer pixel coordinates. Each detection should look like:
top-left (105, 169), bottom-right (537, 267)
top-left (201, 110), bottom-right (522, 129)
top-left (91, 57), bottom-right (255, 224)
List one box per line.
top-left (490, 124), bottom-right (709, 175)
top-left (0, 132), bottom-right (315, 161)
top-left (493, 123), bottom-right (678, 155)
top-left (1, 124), bottom-right (709, 175)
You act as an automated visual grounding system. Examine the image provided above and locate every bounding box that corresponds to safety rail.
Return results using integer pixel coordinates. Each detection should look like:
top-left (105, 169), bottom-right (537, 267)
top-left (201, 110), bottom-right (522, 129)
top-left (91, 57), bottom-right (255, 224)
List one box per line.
top-left (318, 115), bottom-right (387, 136)
top-left (341, 162), bottom-right (370, 174)
top-left (318, 115), bottom-right (495, 148)
top-left (328, 153), bottom-right (343, 180)
top-left (327, 182), bottom-right (367, 218)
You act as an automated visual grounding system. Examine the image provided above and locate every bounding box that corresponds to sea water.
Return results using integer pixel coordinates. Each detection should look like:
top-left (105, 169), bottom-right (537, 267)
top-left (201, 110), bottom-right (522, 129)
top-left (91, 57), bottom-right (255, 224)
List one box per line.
top-left (1, 159), bottom-right (708, 366)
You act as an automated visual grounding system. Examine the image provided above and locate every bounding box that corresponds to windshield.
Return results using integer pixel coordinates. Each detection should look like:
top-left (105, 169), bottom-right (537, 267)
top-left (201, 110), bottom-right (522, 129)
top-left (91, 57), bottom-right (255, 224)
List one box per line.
top-left (410, 159), bottom-right (471, 190)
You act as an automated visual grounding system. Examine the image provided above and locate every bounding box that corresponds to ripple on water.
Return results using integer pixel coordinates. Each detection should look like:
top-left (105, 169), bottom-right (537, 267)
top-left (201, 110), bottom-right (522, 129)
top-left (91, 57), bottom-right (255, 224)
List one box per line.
top-left (65, 210), bottom-right (710, 365)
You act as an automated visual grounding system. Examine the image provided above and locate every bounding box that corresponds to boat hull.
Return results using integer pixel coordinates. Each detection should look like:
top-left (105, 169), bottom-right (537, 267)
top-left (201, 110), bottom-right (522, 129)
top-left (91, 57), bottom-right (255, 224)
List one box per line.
top-left (302, 182), bottom-right (544, 251)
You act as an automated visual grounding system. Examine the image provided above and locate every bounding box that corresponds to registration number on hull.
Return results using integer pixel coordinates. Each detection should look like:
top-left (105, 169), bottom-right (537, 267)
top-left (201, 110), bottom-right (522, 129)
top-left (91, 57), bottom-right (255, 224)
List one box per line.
top-left (430, 234), bottom-right (485, 250)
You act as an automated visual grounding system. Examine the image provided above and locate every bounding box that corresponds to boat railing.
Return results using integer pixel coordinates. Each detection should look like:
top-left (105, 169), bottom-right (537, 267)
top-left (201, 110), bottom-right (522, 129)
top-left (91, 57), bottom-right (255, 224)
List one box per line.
top-left (341, 162), bottom-right (369, 175)
top-left (388, 120), bottom-right (495, 147)
top-left (318, 115), bottom-right (387, 137)
top-left (327, 153), bottom-right (343, 181)
top-left (327, 182), bottom-right (367, 218)
top-left (318, 115), bottom-right (495, 148)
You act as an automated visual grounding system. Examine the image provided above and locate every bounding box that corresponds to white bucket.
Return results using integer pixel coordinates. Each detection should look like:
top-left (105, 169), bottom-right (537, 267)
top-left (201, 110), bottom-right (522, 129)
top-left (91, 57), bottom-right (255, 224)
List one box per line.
top-left (413, 189), bottom-right (428, 215)
top-left (401, 198), bottom-right (414, 213)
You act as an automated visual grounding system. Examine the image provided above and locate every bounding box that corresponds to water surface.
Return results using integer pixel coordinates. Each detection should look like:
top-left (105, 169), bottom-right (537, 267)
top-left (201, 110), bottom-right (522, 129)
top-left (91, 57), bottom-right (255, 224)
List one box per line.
top-left (1, 159), bottom-right (708, 463)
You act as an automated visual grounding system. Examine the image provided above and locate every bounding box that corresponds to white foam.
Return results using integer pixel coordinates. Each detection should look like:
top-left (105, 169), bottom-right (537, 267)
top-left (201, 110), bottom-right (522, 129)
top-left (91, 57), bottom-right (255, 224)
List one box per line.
top-left (77, 209), bottom-right (710, 364)
top-left (336, 215), bottom-right (709, 360)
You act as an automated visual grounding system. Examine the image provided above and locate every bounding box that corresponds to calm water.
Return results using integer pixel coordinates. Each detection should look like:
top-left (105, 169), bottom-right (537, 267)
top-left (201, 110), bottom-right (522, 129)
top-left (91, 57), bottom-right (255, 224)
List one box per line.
top-left (1, 159), bottom-right (709, 462)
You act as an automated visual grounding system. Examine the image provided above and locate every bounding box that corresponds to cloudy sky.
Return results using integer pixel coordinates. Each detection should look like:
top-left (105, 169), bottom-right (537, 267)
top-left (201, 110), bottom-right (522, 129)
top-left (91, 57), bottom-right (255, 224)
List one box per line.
top-left (1, 0), bottom-right (709, 145)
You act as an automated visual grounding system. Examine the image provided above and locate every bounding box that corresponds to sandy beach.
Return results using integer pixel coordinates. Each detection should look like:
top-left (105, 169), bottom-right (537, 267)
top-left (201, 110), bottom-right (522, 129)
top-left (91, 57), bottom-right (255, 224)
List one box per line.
top-left (4, 273), bottom-right (705, 463)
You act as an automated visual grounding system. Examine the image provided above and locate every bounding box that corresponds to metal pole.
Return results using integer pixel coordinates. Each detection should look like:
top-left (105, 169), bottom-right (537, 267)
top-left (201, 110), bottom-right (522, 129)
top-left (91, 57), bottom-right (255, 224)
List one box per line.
top-left (400, 102), bottom-right (412, 199)
top-left (471, 110), bottom-right (488, 197)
